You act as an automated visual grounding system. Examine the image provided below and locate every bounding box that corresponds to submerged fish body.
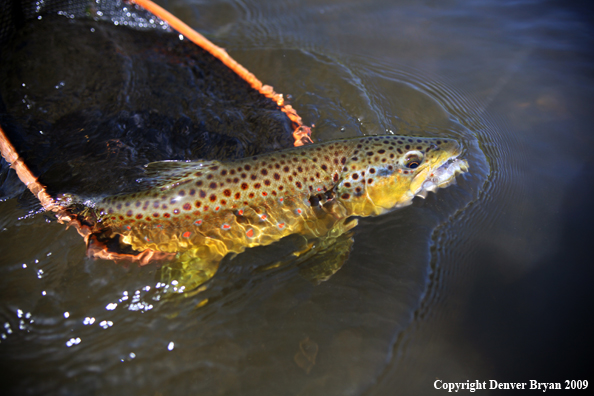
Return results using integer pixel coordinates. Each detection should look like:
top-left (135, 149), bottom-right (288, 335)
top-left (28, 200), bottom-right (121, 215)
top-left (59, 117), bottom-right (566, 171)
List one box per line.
top-left (74, 135), bottom-right (467, 288)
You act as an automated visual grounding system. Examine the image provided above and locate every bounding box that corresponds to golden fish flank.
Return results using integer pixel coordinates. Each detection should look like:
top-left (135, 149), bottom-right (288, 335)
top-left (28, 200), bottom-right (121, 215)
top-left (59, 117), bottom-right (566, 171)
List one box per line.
top-left (94, 135), bottom-right (468, 256)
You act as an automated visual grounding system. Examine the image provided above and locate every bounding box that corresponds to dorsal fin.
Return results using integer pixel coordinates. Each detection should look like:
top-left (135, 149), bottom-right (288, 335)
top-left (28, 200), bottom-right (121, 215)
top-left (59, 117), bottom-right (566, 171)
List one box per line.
top-left (141, 159), bottom-right (221, 189)
top-left (144, 159), bottom-right (221, 176)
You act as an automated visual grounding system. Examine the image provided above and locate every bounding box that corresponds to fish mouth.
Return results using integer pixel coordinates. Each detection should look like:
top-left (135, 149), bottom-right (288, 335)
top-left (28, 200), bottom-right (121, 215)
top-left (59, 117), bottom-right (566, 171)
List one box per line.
top-left (413, 154), bottom-right (469, 199)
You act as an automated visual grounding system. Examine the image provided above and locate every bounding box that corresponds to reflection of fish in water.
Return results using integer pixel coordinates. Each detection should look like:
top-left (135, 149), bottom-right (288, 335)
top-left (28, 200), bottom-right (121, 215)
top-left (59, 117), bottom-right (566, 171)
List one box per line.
top-left (63, 135), bottom-right (468, 292)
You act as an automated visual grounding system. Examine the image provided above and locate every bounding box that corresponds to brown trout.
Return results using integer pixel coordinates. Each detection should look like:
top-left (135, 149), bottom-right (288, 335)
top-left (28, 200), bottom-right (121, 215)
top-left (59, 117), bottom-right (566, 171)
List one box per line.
top-left (64, 135), bottom-right (468, 291)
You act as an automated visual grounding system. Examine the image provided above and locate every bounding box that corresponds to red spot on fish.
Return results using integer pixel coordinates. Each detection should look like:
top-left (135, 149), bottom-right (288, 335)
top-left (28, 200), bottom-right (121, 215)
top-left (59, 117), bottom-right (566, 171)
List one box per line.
top-left (279, 197), bottom-right (284, 203)
top-left (317, 187), bottom-right (322, 192)
top-left (278, 223), bottom-right (285, 229)
top-left (237, 209), bottom-right (244, 216)
top-left (296, 208), bottom-right (302, 214)
top-left (182, 231), bottom-right (191, 238)
top-left (246, 228), bottom-right (255, 238)
top-left (221, 224), bottom-right (231, 230)
top-left (260, 214), bottom-right (267, 220)
top-left (164, 213), bottom-right (171, 218)
top-left (194, 219), bottom-right (203, 226)
top-left (136, 214), bottom-right (143, 219)
top-left (215, 206), bottom-right (220, 211)
top-left (125, 225), bottom-right (132, 230)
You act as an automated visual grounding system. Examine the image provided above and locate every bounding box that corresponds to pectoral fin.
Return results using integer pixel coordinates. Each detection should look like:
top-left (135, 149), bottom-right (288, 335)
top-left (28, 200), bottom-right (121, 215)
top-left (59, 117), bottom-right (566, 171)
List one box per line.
top-left (297, 229), bottom-right (355, 285)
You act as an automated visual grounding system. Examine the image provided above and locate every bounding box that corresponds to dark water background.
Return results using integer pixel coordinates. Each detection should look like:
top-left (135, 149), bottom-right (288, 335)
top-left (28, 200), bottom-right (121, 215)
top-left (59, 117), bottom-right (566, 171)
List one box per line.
top-left (1, 0), bottom-right (593, 394)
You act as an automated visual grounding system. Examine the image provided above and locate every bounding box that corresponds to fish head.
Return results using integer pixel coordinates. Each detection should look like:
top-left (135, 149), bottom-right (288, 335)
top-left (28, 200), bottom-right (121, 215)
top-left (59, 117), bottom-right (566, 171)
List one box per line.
top-left (336, 136), bottom-right (468, 216)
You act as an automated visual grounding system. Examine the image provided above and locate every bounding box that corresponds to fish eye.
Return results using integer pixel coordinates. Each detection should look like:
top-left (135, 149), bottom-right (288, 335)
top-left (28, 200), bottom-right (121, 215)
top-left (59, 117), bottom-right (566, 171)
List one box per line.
top-left (401, 151), bottom-right (424, 169)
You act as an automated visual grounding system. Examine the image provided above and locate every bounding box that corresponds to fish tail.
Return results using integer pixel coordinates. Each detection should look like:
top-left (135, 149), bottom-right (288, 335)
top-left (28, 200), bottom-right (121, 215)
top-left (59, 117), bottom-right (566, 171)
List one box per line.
top-left (54, 193), bottom-right (97, 208)
top-left (55, 193), bottom-right (79, 206)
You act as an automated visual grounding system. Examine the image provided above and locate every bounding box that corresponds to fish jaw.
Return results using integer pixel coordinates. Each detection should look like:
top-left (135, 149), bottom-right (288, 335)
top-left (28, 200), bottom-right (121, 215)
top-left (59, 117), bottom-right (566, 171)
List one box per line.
top-left (406, 137), bottom-right (467, 201)
top-left (410, 157), bottom-right (468, 200)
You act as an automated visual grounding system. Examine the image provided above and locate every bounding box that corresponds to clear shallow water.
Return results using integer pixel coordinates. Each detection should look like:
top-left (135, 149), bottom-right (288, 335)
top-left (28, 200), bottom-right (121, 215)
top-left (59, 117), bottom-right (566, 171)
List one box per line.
top-left (1, 0), bottom-right (593, 394)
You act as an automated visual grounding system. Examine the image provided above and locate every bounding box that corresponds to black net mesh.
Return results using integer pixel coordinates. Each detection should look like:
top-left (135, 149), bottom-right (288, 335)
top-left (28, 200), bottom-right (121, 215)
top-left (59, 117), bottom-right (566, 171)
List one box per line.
top-left (0, 0), bottom-right (172, 46)
top-left (0, 0), bottom-right (296, 201)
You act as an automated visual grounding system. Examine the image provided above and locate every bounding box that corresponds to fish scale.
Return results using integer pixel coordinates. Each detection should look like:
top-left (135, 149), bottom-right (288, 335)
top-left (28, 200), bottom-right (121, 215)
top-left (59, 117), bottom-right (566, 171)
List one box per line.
top-left (81, 135), bottom-right (467, 265)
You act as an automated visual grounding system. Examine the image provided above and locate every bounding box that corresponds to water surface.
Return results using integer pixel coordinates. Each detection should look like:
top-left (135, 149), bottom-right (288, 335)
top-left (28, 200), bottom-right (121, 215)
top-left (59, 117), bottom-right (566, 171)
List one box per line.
top-left (1, 0), bottom-right (593, 394)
